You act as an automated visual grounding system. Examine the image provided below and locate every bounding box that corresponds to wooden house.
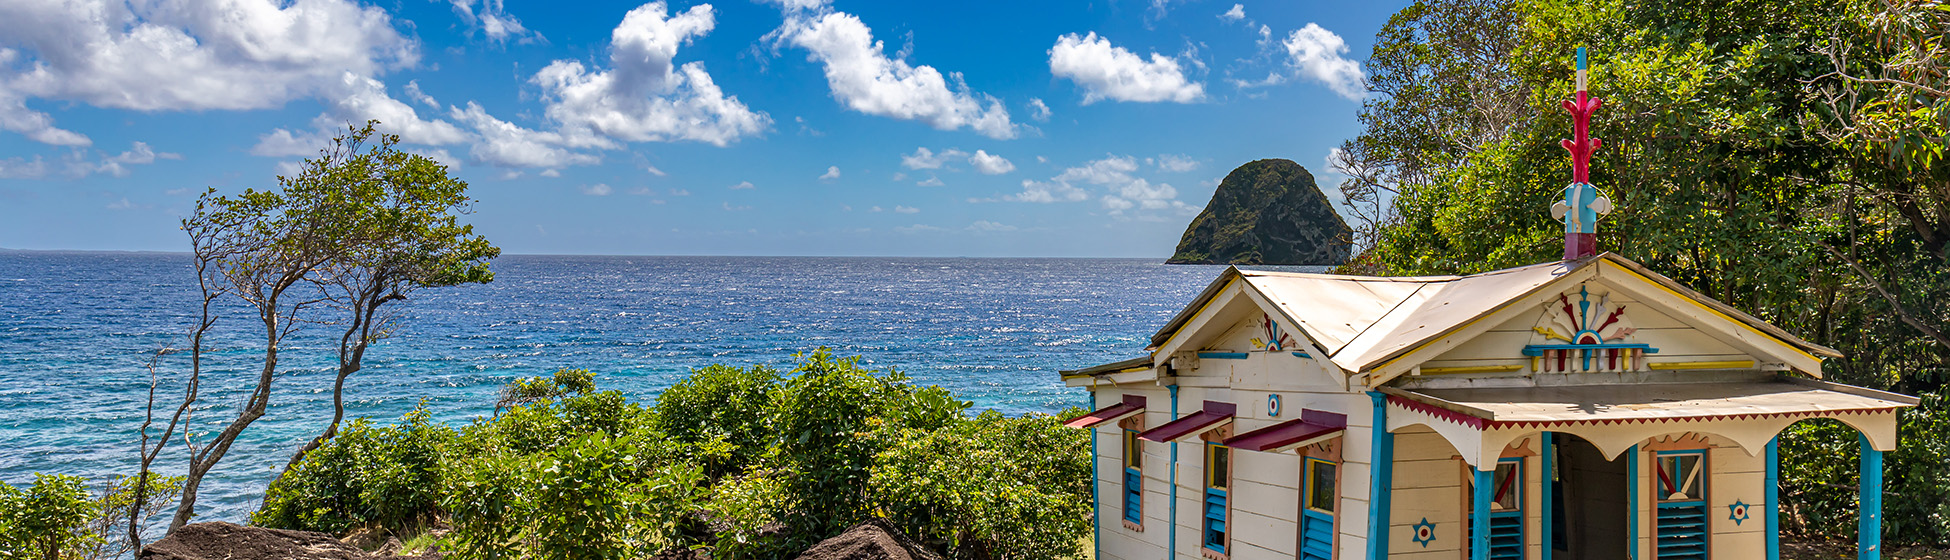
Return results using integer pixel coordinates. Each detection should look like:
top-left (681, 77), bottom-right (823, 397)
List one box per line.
top-left (1061, 49), bottom-right (1915, 560)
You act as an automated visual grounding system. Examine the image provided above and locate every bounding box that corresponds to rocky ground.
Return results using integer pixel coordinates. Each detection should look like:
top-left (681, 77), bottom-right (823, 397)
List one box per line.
top-left (139, 522), bottom-right (434, 560)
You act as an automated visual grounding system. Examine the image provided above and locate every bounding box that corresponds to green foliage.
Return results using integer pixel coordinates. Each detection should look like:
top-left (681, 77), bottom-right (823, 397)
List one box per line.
top-left (870, 409), bottom-right (1092, 560)
top-left (652, 364), bottom-right (782, 480)
top-left (496, 368), bottom-right (598, 414)
top-left (255, 406), bottom-right (454, 534)
top-left (0, 474), bottom-right (100, 560)
top-left (443, 431), bottom-right (702, 560)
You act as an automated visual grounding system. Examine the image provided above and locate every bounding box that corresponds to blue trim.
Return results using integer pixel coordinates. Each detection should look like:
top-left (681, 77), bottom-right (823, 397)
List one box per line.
top-left (1291, 351), bottom-right (1312, 358)
top-left (1203, 487), bottom-right (1229, 552)
top-left (1654, 449), bottom-right (1704, 456)
top-left (1367, 392), bottom-right (1393, 560)
top-left (1541, 432), bottom-right (1555, 560)
top-left (1628, 445), bottom-right (1639, 560)
top-left (1124, 466), bottom-right (1144, 523)
top-left (1766, 437), bottom-right (1780, 560)
top-left (1198, 352), bottom-right (1250, 360)
top-left (1521, 342), bottom-right (1658, 356)
top-left (1167, 384), bottom-right (1179, 560)
top-left (1091, 424), bottom-right (1100, 560)
top-left (1860, 434), bottom-right (1883, 560)
top-left (1472, 468), bottom-right (1494, 560)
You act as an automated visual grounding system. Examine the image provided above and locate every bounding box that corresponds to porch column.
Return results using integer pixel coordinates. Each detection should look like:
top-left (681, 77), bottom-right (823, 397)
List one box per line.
top-left (1540, 433), bottom-right (1554, 560)
top-left (1766, 437), bottom-right (1779, 560)
top-left (1859, 433), bottom-right (1883, 560)
top-left (1367, 392), bottom-right (1393, 560)
top-left (1472, 468), bottom-right (1493, 560)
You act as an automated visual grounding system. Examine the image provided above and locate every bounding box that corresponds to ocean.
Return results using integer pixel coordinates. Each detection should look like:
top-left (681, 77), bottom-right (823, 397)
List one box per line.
top-left (0, 251), bottom-right (1280, 523)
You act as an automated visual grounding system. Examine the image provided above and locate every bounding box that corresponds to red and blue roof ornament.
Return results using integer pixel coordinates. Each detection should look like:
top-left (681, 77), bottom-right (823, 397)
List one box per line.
top-left (1552, 46), bottom-right (1613, 260)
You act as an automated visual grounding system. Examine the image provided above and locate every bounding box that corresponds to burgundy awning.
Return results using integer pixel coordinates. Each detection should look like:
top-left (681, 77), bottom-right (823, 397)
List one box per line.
top-left (1062, 394), bottom-right (1147, 428)
top-left (1225, 409), bottom-right (1347, 453)
top-left (1137, 400), bottom-right (1237, 442)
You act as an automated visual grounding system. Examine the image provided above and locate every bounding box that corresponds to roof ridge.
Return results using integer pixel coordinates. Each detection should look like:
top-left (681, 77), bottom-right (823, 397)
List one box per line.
top-left (1328, 282), bottom-right (1435, 358)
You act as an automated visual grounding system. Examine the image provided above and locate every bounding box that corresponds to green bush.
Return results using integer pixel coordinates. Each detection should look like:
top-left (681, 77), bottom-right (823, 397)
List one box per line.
top-left (496, 368), bottom-right (597, 414)
top-left (0, 474), bottom-right (100, 560)
top-left (652, 363), bottom-right (782, 480)
top-left (254, 406), bottom-right (455, 534)
top-left (871, 409), bottom-right (1092, 560)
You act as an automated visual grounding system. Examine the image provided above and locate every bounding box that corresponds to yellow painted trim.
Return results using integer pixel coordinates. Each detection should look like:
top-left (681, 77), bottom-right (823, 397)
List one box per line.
top-left (1369, 265), bottom-right (1599, 384)
top-left (1603, 261), bottom-right (1821, 365)
top-left (1418, 364), bottom-right (1525, 375)
top-left (1647, 360), bottom-right (1756, 371)
top-left (1157, 277), bottom-right (1239, 355)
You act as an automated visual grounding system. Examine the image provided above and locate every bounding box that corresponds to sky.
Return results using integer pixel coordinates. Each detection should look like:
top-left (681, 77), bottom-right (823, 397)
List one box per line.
top-left (0, 0), bottom-right (1408, 257)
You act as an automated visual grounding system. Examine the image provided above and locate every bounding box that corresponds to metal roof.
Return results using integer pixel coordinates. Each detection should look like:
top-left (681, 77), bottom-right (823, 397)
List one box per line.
top-left (1387, 377), bottom-right (1915, 426)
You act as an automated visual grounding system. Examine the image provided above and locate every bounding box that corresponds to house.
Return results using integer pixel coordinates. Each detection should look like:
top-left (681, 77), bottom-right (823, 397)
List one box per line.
top-left (1060, 49), bottom-right (1916, 560)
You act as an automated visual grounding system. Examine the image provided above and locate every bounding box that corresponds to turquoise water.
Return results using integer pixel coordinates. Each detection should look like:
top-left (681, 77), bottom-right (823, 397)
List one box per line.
top-left (0, 252), bottom-right (1245, 523)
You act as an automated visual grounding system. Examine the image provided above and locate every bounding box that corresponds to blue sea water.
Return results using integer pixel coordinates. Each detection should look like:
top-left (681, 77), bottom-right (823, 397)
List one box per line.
top-left (0, 251), bottom-right (1254, 524)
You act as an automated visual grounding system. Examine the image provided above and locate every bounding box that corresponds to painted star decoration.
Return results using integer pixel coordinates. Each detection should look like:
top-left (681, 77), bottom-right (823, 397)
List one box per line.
top-left (1412, 518), bottom-right (1437, 547)
top-left (1728, 500), bottom-right (1751, 525)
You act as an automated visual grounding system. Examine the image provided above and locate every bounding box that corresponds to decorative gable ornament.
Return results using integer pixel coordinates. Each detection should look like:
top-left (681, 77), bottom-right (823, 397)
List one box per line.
top-left (1524, 286), bottom-right (1659, 373)
top-left (1249, 314), bottom-right (1296, 353)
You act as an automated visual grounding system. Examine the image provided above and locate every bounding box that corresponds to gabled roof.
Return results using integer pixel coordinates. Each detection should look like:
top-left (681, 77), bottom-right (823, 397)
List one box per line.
top-left (1149, 253), bottom-right (1840, 377)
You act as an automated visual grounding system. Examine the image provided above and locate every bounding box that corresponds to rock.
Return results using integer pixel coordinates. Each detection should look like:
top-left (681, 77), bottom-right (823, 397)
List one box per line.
top-left (141, 522), bottom-right (434, 560)
top-left (1168, 158), bottom-right (1352, 265)
top-left (792, 519), bottom-right (943, 560)
top-left (340, 527), bottom-right (388, 551)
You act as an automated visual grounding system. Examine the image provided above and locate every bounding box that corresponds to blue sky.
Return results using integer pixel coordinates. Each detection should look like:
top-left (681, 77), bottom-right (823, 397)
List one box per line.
top-left (0, 0), bottom-right (1406, 257)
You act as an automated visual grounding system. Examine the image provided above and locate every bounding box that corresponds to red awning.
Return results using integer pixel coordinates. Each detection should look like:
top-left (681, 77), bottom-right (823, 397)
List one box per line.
top-left (1137, 400), bottom-right (1237, 442)
top-left (1225, 409), bottom-right (1347, 453)
top-left (1062, 394), bottom-right (1147, 428)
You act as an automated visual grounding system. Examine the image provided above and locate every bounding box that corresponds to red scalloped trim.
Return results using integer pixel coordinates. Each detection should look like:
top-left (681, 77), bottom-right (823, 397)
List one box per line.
top-left (1386, 395), bottom-right (1896, 431)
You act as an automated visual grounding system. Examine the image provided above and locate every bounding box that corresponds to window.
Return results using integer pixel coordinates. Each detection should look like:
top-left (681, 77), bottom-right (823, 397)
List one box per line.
top-left (1203, 444), bottom-right (1231, 555)
top-left (1492, 460), bottom-right (1521, 512)
top-left (1304, 458), bottom-right (1336, 514)
top-left (1655, 452), bottom-right (1705, 502)
top-left (1300, 457), bottom-right (1337, 560)
top-left (1122, 429), bottom-right (1143, 526)
top-left (1653, 450), bottom-right (1709, 559)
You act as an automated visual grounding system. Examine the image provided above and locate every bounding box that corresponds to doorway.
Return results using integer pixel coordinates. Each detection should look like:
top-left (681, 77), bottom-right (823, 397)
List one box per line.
top-left (1552, 434), bottom-right (1628, 560)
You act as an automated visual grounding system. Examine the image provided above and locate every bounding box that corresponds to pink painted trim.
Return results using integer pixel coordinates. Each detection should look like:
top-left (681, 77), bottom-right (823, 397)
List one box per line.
top-left (1387, 395), bottom-right (1898, 431)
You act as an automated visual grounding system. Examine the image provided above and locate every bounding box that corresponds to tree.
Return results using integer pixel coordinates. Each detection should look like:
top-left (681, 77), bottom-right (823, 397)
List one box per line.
top-left (140, 121), bottom-right (496, 533)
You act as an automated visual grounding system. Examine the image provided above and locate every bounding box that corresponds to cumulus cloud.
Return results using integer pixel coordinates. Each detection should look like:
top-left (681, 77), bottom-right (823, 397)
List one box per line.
top-left (771, 10), bottom-right (1016, 139)
top-left (729, 180), bottom-right (754, 190)
top-left (894, 205), bottom-right (919, 213)
top-left (1026, 98), bottom-right (1051, 122)
top-left (1048, 32), bottom-right (1204, 104)
top-left (901, 147), bottom-right (967, 170)
top-left (819, 166), bottom-right (841, 181)
top-left (533, 2), bottom-right (769, 149)
top-left (967, 220), bottom-right (1016, 232)
top-left (438, 0), bottom-right (538, 42)
top-left (969, 150), bottom-right (1014, 175)
top-left (450, 101), bottom-right (599, 168)
top-left (1005, 154), bottom-right (1190, 214)
top-left (1219, 4), bottom-right (1246, 22)
top-left (0, 0), bottom-right (425, 147)
top-left (405, 80), bottom-right (439, 109)
top-left (915, 177), bottom-right (944, 187)
top-left (1283, 23), bottom-right (1367, 100)
top-left (1153, 154), bottom-right (1200, 172)
top-left (91, 142), bottom-right (183, 178)
top-left (581, 183), bottom-right (613, 196)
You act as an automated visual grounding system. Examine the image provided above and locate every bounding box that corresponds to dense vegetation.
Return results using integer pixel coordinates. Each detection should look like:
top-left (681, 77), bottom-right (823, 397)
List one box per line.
top-left (1336, 0), bottom-right (1950, 545)
top-left (251, 352), bottom-right (1091, 560)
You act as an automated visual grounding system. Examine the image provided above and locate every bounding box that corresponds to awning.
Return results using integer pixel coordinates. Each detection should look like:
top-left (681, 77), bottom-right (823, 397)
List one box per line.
top-left (1138, 400), bottom-right (1236, 442)
top-left (1061, 394), bottom-right (1146, 428)
top-left (1388, 376), bottom-right (1916, 428)
top-left (1226, 410), bottom-right (1347, 453)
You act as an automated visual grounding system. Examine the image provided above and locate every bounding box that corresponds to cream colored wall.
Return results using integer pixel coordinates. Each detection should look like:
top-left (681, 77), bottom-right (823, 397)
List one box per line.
top-left (1386, 425), bottom-right (1466, 559)
top-left (1412, 281), bottom-right (1758, 378)
top-left (1178, 316), bottom-right (1343, 392)
top-left (1093, 387), bottom-right (1172, 560)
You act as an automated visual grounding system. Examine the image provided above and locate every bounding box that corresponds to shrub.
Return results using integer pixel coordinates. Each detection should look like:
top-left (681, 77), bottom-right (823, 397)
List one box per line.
top-left (443, 427), bottom-right (703, 559)
top-left (496, 368), bottom-right (597, 414)
top-left (254, 406), bottom-right (455, 534)
top-left (871, 409), bottom-right (1091, 560)
top-left (0, 474), bottom-right (100, 560)
top-left (652, 364), bottom-right (782, 480)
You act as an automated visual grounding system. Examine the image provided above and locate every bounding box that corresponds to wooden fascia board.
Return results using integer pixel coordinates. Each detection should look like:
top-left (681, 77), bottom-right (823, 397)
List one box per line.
top-left (1151, 277), bottom-right (1246, 365)
top-left (1233, 279), bottom-right (1351, 380)
top-left (1594, 260), bottom-right (1825, 375)
top-left (1064, 367), bottom-right (1165, 388)
top-left (1363, 263), bottom-right (1602, 387)
top-left (1602, 255), bottom-right (1840, 358)
top-left (1780, 375), bottom-right (1920, 406)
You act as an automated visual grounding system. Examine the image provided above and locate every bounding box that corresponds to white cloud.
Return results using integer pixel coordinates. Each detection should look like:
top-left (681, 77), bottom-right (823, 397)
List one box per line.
top-left (539, 169), bottom-right (561, 177)
top-left (869, 206), bottom-right (883, 212)
top-left (438, 0), bottom-right (538, 42)
top-left (0, 89), bottom-right (89, 147)
top-left (890, 172), bottom-right (906, 182)
top-left (819, 166), bottom-right (841, 181)
top-left (450, 101), bottom-right (600, 168)
top-left (1154, 154), bottom-right (1200, 172)
top-left (969, 150), bottom-right (1014, 175)
top-left (723, 201), bottom-right (750, 211)
top-left (0, 156), bottom-right (47, 179)
top-left (901, 147), bottom-right (967, 170)
top-left (916, 176), bottom-right (944, 187)
top-left (404, 80), bottom-right (439, 109)
top-left (1026, 98), bottom-right (1051, 122)
top-left (1283, 24), bottom-right (1367, 100)
top-left (325, 72), bottom-right (471, 145)
top-left (581, 183), bottom-right (613, 196)
top-left (670, 188), bottom-right (691, 196)
top-left (967, 220), bottom-right (1016, 232)
top-left (894, 205), bottom-right (919, 213)
top-left (1048, 32), bottom-right (1204, 104)
top-left (1005, 154), bottom-right (1189, 214)
top-left (532, 2), bottom-right (768, 149)
top-left (771, 11), bottom-right (1017, 139)
top-left (729, 180), bottom-right (754, 190)
top-left (90, 141), bottom-right (182, 178)
top-left (895, 224), bottom-right (943, 233)
top-left (760, 0), bottom-right (831, 10)
top-left (643, 163), bottom-right (668, 176)
top-left (1220, 4), bottom-right (1246, 22)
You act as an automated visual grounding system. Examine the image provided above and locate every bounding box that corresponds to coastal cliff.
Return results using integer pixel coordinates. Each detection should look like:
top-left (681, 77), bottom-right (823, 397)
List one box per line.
top-left (1168, 159), bottom-right (1351, 265)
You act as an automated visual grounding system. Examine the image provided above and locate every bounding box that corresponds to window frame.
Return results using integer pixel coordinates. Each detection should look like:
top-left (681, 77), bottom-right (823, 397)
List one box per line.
top-left (1303, 457), bottom-right (1338, 515)
top-left (1122, 428), bottom-right (1144, 528)
top-left (1202, 443), bottom-right (1232, 556)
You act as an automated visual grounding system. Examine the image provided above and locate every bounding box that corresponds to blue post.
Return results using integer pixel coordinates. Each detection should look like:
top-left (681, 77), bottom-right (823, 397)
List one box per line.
top-left (1092, 427), bottom-right (1102, 560)
top-left (1541, 433), bottom-right (1554, 560)
top-left (1472, 468), bottom-right (1493, 560)
top-left (1627, 445), bottom-right (1639, 560)
top-left (1860, 434), bottom-right (1883, 560)
top-left (1167, 384), bottom-right (1180, 560)
top-left (1367, 392), bottom-right (1394, 560)
top-left (1766, 437), bottom-right (1780, 560)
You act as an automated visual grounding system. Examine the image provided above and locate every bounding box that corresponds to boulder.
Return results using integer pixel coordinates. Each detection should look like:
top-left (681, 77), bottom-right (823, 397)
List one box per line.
top-left (792, 519), bottom-right (943, 560)
top-left (140, 522), bottom-right (433, 560)
top-left (1168, 158), bottom-right (1352, 265)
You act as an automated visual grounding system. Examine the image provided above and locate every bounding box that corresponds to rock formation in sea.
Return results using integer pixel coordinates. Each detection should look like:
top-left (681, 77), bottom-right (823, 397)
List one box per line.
top-left (1167, 158), bottom-right (1352, 265)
